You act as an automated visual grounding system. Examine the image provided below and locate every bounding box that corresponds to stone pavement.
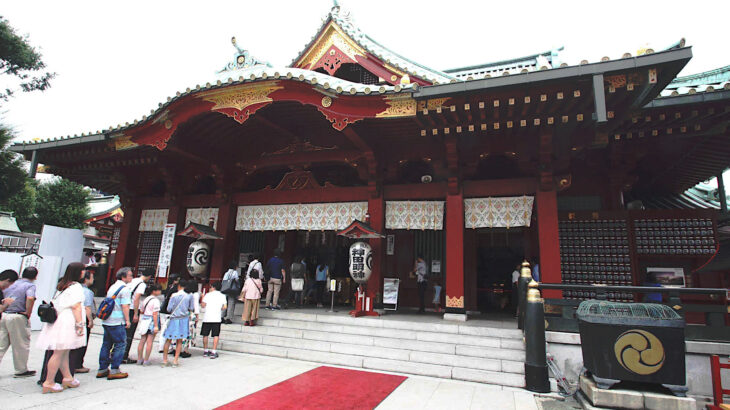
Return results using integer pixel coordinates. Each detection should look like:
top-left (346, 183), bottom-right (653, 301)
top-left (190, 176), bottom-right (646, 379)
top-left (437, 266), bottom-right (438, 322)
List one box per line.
top-left (0, 332), bottom-right (548, 410)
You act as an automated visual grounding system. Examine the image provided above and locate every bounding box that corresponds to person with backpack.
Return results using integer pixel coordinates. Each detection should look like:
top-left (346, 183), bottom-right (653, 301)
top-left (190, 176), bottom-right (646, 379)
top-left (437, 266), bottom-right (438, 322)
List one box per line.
top-left (135, 284), bottom-right (162, 366)
top-left (221, 261), bottom-right (240, 324)
top-left (287, 256), bottom-right (306, 308)
top-left (158, 274), bottom-right (180, 353)
top-left (97, 267), bottom-right (132, 380)
top-left (161, 280), bottom-right (195, 367)
top-left (122, 268), bottom-right (151, 364)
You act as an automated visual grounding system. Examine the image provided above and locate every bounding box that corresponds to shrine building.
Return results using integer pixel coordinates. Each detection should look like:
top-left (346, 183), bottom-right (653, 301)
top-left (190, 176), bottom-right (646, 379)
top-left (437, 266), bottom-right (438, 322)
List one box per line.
top-left (10, 4), bottom-right (730, 318)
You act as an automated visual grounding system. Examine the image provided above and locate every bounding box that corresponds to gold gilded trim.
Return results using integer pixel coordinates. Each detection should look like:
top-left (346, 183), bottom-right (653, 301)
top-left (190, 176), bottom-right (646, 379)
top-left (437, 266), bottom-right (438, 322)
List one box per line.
top-left (199, 81), bottom-right (283, 112)
top-left (614, 329), bottom-right (665, 375)
top-left (111, 135), bottom-right (138, 151)
top-left (446, 295), bottom-right (464, 308)
top-left (296, 21), bottom-right (366, 69)
top-left (376, 95), bottom-right (417, 118)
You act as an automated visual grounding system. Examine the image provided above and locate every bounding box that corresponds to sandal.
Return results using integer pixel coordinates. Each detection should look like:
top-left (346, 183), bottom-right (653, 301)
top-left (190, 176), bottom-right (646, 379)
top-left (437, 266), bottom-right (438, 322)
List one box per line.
top-left (172, 362), bottom-right (179, 368)
top-left (161, 361), bottom-right (169, 367)
top-left (42, 383), bottom-right (63, 394)
top-left (61, 378), bottom-right (80, 389)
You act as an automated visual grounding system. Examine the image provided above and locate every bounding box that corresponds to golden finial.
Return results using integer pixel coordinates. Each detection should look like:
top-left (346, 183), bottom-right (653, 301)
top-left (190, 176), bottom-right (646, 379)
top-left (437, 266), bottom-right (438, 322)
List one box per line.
top-left (520, 260), bottom-right (532, 278)
top-left (527, 280), bottom-right (541, 302)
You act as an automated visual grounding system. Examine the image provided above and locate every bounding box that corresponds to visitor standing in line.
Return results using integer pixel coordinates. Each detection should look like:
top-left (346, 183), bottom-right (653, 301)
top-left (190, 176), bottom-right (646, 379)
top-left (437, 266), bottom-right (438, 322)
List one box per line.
top-left (222, 261), bottom-right (239, 324)
top-left (241, 270), bottom-right (263, 326)
top-left (74, 269), bottom-right (96, 373)
top-left (315, 262), bottom-right (328, 308)
top-left (36, 263), bottom-right (87, 393)
top-left (0, 266), bottom-right (38, 378)
top-left (180, 280), bottom-right (200, 358)
top-left (287, 256), bottom-right (306, 308)
top-left (432, 280), bottom-right (442, 313)
top-left (161, 280), bottom-right (194, 367)
top-left (97, 267), bottom-right (132, 380)
top-left (0, 270), bottom-right (19, 318)
top-left (413, 256), bottom-right (428, 313)
top-left (200, 281), bottom-right (226, 358)
top-left (136, 284), bottom-right (162, 366)
top-left (264, 250), bottom-right (286, 310)
top-left (122, 268), bottom-right (151, 364)
top-left (158, 274), bottom-right (181, 353)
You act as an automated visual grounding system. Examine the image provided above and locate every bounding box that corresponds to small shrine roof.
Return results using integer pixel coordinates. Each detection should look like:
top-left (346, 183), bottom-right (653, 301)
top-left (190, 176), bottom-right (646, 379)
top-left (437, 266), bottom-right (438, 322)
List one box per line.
top-left (290, 4), bottom-right (455, 84)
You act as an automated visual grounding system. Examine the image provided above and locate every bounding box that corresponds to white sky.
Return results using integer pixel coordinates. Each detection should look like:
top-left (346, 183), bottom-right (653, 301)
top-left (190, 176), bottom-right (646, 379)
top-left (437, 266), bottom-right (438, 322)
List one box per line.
top-left (1, 0), bottom-right (727, 142)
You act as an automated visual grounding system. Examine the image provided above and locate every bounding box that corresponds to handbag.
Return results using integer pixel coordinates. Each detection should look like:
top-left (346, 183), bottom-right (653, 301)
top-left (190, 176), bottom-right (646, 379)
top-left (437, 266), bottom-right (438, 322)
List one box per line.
top-left (38, 288), bottom-right (66, 324)
top-left (221, 275), bottom-right (240, 296)
top-left (291, 278), bottom-right (304, 292)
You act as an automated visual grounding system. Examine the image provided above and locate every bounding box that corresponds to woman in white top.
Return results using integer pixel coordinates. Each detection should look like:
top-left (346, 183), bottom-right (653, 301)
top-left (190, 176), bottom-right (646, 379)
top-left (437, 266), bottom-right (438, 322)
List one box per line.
top-left (36, 263), bottom-right (87, 394)
top-left (136, 284), bottom-right (162, 366)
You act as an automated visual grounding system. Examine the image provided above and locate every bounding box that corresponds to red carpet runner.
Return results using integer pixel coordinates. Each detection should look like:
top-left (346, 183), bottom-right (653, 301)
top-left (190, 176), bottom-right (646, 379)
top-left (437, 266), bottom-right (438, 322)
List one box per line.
top-left (217, 366), bottom-right (407, 410)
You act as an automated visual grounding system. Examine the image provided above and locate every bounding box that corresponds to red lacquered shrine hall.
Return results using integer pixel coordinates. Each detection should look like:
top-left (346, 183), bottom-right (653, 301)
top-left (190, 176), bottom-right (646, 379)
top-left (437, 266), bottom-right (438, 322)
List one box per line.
top-left (12, 5), bottom-right (730, 318)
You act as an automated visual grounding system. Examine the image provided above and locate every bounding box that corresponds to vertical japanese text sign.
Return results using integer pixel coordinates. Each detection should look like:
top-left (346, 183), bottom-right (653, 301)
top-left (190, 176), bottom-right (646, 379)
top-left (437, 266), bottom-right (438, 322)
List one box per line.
top-left (157, 223), bottom-right (176, 278)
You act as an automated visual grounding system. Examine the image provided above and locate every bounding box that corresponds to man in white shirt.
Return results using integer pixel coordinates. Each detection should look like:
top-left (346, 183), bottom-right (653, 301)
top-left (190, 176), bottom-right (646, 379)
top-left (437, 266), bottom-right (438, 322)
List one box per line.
top-left (122, 268), bottom-right (152, 363)
top-left (200, 282), bottom-right (227, 359)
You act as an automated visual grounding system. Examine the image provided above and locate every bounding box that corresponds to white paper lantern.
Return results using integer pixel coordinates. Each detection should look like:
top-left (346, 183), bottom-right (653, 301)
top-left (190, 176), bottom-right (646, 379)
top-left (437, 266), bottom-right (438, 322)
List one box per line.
top-left (186, 240), bottom-right (210, 277)
top-left (349, 241), bottom-right (372, 284)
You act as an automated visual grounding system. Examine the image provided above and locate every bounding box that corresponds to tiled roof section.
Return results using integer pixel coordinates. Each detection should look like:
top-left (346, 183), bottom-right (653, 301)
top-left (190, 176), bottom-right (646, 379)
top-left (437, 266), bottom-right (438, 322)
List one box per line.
top-left (11, 66), bottom-right (417, 149)
top-left (660, 65), bottom-right (730, 97)
top-left (626, 186), bottom-right (729, 210)
top-left (290, 5), bottom-right (455, 84)
top-left (87, 195), bottom-right (121, 219)
top-left (443, 48), bottom-right (564, 80)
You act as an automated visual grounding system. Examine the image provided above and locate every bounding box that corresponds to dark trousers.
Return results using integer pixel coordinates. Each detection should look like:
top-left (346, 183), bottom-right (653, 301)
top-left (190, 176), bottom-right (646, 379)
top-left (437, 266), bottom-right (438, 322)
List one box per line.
top-left (73, 326), bottom-right (92, 369)
top-left (122, 321), bottom-right (138, 360)
top-left (316, 281), bottom-right (326, 304)
top-left (418, 281), bottom-right (427, 312)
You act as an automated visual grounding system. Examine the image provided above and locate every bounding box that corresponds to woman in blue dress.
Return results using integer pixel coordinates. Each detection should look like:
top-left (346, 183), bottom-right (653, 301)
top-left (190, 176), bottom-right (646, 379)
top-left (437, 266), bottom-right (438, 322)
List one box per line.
top-left (161, 280), bottom-right (195, 367)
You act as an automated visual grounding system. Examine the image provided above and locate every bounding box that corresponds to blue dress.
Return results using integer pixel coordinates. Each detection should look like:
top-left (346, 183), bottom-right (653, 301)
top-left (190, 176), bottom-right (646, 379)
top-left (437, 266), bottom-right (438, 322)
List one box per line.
top-left (163, 292), bottom-right (193, 340)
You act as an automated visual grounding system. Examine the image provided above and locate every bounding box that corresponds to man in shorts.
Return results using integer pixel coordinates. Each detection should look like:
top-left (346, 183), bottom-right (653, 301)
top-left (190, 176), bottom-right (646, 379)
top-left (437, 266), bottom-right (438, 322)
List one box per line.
top-left (200, 282), bottom-right (227, 359)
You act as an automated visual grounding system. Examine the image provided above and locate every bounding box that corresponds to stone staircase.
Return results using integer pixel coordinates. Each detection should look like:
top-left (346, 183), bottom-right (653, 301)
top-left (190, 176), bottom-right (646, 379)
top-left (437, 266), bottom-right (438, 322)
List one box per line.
top-left (205, 310), bottom-right (529, 389)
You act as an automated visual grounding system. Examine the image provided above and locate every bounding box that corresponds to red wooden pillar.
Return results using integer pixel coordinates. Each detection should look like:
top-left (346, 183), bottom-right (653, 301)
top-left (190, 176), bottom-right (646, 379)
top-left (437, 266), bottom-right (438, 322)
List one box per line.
top-left (445, 192), bottom-right (465, 314)
top-left (367, 196), bottom-right (384, 302)
top-left (209, 201), bottom-right (236, 283)
top-left (112, 204), bottom-right (141, 287)
top-left (536, 189), bottom-right (562, 298)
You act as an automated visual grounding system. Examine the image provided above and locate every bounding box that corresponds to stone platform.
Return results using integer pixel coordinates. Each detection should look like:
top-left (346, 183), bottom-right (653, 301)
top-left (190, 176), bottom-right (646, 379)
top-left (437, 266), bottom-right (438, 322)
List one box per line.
top-left (577, 375), bottom-right (696, 410)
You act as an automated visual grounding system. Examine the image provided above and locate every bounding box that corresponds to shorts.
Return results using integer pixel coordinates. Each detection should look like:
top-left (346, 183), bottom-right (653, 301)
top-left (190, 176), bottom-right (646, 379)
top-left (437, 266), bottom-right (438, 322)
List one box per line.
top-left (200, 322), bottom-right (221, 337)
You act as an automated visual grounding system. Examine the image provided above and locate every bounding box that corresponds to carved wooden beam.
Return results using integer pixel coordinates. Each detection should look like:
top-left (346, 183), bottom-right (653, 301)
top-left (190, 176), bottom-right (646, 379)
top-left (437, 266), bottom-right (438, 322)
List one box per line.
top-left (445, 135), bottom-right (460, 195)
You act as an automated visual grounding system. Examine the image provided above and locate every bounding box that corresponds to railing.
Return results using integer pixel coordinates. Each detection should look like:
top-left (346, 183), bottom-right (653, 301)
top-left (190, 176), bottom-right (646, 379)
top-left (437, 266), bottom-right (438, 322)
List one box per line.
top-left (537, 283), bottom-right (728, 342)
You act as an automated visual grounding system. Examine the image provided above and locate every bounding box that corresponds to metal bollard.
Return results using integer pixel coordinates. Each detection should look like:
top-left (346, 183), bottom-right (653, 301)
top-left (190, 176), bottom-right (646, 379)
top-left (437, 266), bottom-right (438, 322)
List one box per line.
top-left (524, 280), bottom-right (550, 393)
top-left (518, 260), bottom-right (532, 330)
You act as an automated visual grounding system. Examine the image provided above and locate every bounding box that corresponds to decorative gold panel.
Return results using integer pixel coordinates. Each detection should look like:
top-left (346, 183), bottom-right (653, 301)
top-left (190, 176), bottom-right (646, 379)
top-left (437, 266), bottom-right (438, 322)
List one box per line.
top-left (199, 81), bottom-right (283, 112)
top-left (446, 295), bottom-right (464, 308)
top-left (376, 95), bottom-right (417, 118)
top-left (296, 21), bottom-right (366, 69)
top-left (112, 135), bottom-right (138, 151)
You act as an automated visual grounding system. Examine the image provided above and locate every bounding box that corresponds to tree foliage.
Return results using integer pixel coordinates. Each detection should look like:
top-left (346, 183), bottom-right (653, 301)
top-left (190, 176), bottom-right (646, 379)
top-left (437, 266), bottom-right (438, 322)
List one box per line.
top-left (4, 179), bottom-right (38, 232)
top-left (0, 125), bottom-right (26, 203)
top-left (35, 178), bottom-right (89, 230)
top-left (0, 16), bottom-right (55, 100)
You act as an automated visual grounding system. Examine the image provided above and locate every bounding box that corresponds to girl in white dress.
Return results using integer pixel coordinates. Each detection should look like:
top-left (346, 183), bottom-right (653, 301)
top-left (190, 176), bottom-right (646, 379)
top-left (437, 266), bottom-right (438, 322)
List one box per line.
top-left (36, 262), bottom-right (87, 393)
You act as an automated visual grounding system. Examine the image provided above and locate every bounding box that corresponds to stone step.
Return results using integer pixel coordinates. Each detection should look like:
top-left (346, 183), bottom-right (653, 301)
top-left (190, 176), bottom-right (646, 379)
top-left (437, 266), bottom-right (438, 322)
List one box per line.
top-left (203, 338), bottom-right (527, 388)
top-left (225, 317), bottom-right (524, 349)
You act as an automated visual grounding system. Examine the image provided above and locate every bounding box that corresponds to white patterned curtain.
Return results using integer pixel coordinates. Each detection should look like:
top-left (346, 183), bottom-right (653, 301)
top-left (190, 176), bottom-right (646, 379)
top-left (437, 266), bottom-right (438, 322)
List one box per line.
top-left (235, 202), bottom-right (368, 231)
top-left (385, 201), bottom-right (445, 230)
top-left (185, 208), bottom-right (220, 230)
top-left (464, 196), bottom-right (534, 228)
top-left (138, 209), bottom-right (169, 232)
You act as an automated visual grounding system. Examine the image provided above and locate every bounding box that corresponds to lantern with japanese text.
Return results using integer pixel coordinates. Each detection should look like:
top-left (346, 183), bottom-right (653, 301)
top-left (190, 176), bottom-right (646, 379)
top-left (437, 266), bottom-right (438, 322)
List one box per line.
top-left (186, 240), bottom-right (210, 277)
top-left (349, 241), bottom-right (372, 284)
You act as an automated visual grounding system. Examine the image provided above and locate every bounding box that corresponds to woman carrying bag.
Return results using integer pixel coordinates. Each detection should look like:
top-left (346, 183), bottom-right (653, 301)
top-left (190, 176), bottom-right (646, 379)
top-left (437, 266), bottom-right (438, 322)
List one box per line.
top-left (240, 270), bottom-right (263, 326)
top-left (36, 263), bottom-right (87, 394)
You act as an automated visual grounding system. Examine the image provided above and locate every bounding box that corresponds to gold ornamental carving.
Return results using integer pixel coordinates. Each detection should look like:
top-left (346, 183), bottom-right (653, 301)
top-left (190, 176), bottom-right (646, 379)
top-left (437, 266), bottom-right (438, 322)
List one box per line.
top-left (376, 95), bottom-right (417, 118)
top-left (200, 81), bottom-right (283, 112)
top-left (111, 135), bottom-right (138, 151)
top-left (418, 98), bottom-right (451, 112)
top-left (321, 96), bottom-right (333, 108)
top-left (296, 21), bottom-right (366, 69)
top-left (446, 295), bottom-right (464, 308)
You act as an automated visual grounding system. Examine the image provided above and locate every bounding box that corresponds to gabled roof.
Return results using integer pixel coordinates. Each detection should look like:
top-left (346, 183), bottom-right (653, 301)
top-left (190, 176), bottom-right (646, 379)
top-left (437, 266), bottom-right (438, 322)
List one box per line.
top-left (291, 4), bottom-right (454, 85)
top-left (444, 48), bottom-right (564, 80)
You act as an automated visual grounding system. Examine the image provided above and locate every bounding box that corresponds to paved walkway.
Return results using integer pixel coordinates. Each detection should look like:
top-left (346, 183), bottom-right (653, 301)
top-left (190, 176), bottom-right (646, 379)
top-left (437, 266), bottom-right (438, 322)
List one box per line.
top-left (0, 332), bottom-right (543, 410)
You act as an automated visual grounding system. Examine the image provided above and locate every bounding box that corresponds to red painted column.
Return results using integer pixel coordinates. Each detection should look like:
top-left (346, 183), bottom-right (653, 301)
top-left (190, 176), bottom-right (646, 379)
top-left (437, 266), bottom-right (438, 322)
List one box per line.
top-left (445, 192), bottom-right (465, 314)
top-left (112, 204), bottom-right (141, 284)
top-left (367, 196), bottom-right (384, 303)
top-left (209, 201), bottom-right (236, 283)
top-left (536, 190), bottom-right (562, 298)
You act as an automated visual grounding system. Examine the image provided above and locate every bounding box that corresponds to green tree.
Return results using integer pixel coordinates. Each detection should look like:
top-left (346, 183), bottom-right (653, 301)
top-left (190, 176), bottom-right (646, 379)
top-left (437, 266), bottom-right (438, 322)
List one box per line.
top-left (0, 16), bottom-right (55, 100)
top-left (4, 178), bottom-right (39, 232)
top-left (0, 125), bottom-right (26, 203)
top-left (35, 178), bottom-right (89, 230)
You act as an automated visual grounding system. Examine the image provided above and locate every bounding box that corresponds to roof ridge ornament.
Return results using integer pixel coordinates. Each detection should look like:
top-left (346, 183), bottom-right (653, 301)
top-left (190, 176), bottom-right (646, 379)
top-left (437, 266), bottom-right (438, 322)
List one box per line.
top-left (220, 36), bottom-right (272, 73)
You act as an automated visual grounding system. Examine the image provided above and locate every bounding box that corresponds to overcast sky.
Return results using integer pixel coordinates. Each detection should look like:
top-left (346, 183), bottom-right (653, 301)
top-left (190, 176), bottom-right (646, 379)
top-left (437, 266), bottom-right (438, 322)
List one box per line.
top-left (1, 0), bottom-right (726, 142)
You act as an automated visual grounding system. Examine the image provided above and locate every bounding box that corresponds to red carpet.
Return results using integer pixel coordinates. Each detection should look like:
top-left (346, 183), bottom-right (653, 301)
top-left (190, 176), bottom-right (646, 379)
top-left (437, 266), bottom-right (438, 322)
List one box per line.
top-left (217, 366), bottom-right (407, 410)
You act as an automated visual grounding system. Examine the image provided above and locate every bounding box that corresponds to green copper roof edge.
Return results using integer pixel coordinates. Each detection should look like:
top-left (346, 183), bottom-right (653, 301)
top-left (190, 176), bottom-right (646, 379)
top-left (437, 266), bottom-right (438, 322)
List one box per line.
top-left (667, 65), bottom-right (730, 89)
top-left (442, 47), bottom-right (564, 74)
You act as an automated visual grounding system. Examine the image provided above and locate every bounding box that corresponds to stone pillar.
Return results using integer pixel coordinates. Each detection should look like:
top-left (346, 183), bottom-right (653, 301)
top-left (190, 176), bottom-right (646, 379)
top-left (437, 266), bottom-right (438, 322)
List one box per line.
top-left (536, 189), bottom-right (562, 299)
top-left (444, 192), bottom-right (465, 319)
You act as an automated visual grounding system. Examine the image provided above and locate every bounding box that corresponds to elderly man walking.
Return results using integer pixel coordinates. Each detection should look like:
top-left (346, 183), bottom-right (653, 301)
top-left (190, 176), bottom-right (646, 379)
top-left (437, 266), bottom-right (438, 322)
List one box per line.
top-left (0, 267), bottom-right (38, 378)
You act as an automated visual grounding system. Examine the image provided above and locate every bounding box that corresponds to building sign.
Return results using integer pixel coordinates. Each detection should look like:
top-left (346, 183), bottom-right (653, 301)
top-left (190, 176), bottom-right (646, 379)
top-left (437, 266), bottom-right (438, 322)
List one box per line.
top-left (383, 278), bottom-right (400, 310)
top-left (156, 223), bottom-right (176, 278)
top-left (349, 241), bottom-right (372, 284)
top-left (431, 260), bottom-right (441, 274)
top-left (386, 234), bottom-right (395, 255)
